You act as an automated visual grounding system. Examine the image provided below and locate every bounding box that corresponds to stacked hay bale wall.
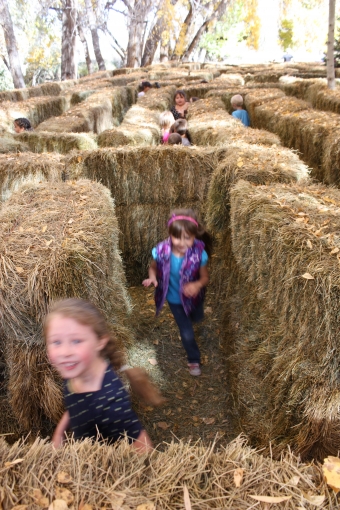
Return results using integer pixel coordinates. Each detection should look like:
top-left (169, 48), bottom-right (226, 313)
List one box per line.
top-left (0, 436), bottom-right (336, 509)
top-left (187, 97), bottom-right (281, 147)
top-left (0, 152), bottom-right (64, 202)
top-left (229, 180), bottom-right (340, 459)
top-left (0, 80), bottom-right (76, 103)
top-left (0, 179), bottom-right (132, 430)
top-left (17, 131), bottom-right (97, 154)
top-left (0, 96), bottom-right (68, 131)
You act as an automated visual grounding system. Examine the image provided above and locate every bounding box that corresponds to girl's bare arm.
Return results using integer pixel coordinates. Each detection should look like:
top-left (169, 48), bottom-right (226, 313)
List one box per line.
top-left (132, 429), bottom-right (153, 453)
top-left (142, 260), bottom-right (158, 287)
top-left (52, 411), bottom-right (70, 448)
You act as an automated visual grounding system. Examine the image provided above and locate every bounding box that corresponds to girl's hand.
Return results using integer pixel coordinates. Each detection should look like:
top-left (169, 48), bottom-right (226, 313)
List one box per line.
top-left (142, 277), bottom-right (158, 287)
top-left (182, 281), bottom-right (201, 298)
top-left (52, 429), bottom-right (65, 449)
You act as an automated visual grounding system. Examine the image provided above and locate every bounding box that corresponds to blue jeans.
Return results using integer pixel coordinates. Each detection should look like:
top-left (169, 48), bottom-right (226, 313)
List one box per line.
top-left (168, 301), bottom-right (204, 364)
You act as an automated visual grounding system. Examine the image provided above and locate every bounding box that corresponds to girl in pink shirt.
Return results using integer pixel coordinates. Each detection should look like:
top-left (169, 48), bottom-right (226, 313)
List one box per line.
top-left (159, 111), bottom-right (175, 144)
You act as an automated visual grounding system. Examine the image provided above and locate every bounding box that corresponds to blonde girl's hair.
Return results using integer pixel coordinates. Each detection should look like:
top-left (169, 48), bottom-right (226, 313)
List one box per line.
top-left (168, 208), bottom-right (212, 256)
top-left (231, 94), bottom-right (244, 107)
top-left (44, 298), bottom-right (164, 406)
top-left (159, 111), bottom-right (175, 129)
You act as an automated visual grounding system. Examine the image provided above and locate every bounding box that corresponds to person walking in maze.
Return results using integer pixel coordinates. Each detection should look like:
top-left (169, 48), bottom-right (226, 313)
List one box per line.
top-left (171, 90), bottom-right (190, 120)
top-left (231, 94), bottom-right (250, 127)
top-left (159, 111), bottom-right (175, 144)
top-left (143, 209), bottom-right (211, 376)
top-left (45, 298), bottom-right (162, 451)
top-left (14, 118), bottom-right (33, 132)
top-left (138, 81), bottom-right (152, 97)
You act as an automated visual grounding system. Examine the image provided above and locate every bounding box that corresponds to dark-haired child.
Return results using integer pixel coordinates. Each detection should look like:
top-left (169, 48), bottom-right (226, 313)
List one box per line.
top-left (171, 119), bottom-right (192, 146)
top-left (14, 118), bottom-right (33, 132)
top-left (143, 210), bottom-right (211, 376)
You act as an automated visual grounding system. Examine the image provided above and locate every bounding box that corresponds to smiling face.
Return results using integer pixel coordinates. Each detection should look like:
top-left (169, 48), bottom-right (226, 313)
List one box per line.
top-left (46, 315), bottom-right (107, 380)
top-left (171, 231), bottom-right (195, 256)
top-left (175, 94), bottom-right (186, 107)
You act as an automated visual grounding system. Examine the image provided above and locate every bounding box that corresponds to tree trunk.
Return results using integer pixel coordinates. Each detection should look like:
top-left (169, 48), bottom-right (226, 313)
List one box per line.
top-left (61, 0), bottom-right (78, 80)
top-left (85, 0), bottom-right (106, 70)
top-left (172, 2), bottom-right (194, 59)
top-left (126, 0), bottom-right (153, 67)
top-left (77, 22), bottom-right (93, 75)
top-left (0, 0), bottom-right (25, 88)
top-left (327, 0), bottom-right (336, 89)
top-left (160, 39), bottom-right (170, 62)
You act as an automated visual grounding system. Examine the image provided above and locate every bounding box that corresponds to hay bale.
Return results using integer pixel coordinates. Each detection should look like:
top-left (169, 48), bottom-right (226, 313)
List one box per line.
top-left (0, 96), bottom-right (68, 131)
top-left (0, 435), bottom-right (335, 508)
top-left (206, 142), bottom-right (309, 234)
top-left (187, 97), bottom-right (227, 118)
top-left (36, 87), bottom-right (133, 134)
top-left (279, 77), bottom-right (326, 100)
top-left (0, 179), bottom-right (132, 429)
top-left (313, 86), bottom-right (340, 113)
top-left (17, 131), bottom-right (97, 154)
top-left (0, 152), bottom-right (64, 203)
top-left (137, 85), bottom-right (176, 111)
top-left (243, 88), bottom-right (286, 122)
top-left (98, 105), bottom-right (161, 147)
top-left (65, 145), bottom-right (228, 281)
top-left (0, 132), bottom-right (29, 154)
top-left (230, 179), bottom-right (340, 459)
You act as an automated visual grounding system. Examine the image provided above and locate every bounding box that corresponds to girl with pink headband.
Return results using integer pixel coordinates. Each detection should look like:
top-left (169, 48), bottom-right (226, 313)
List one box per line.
top-left (142, 209), bottom-right (211, 376)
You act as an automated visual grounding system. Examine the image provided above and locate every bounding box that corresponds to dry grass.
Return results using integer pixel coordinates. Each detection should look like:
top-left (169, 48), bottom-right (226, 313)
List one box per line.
top-left (279, 77), bottom-right (326, 100)
top-left (17, 131), bottom-right (97, 154)
top-left (0, 179), bottom-right (132, 430)
top-left (0, 435), bottom-right (336, 509)
top-left (0, 152), bottom-right (63, 203)
top-left (0, 80), bottom-right (76, 103)
top-left (243, 88), bottom-right (286, 122)
top-left (230, 179), bottom-right (340, 459)
top-left (0, 133), bottom-right (29, 154)
top-left (0, 96), bottom-right (68, 131)
top-left (137, 85), bottom-right (176, 110)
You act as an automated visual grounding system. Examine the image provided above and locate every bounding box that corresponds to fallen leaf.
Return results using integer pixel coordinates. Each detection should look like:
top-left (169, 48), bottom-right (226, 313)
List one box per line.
top-left (15, 267), bottom-right (24, 274)
top-left (146, 298), bottom-right (154, 305)
top-left (78, 505), bottom-right (92, 510)
top-left (80, 195), bottom-right (88, 200)
top-left (57, 472), bottom-right (73, 484)
top-left (307, 240), bottom-right (313, 249)
top-left (42, 225), bottom-right (47, 233)
top-left (237, 161), bottom-right (243, 167)
top-left (31, 489), bottom-right (43, 501)
top-left (38, 497), bottom-right (50, 508)
top-left (45, 240), bottom-right (53, 246)
top-left (302, 272), bottom-right (314, 280)
top-left (153, 339), bottom-right (159, 345)
top-left (202, 417), bottom-right (215, 425)
top-left (330, 247), bottom-right (339, 255)
top-left (148, 358), bottom-right (157, 366)
top-left (136, 503), bottom-right (155, 510)
top-left (157, 421), bottom-right (169, 430)
top-left (234, 468), bottom-right (244, 487)
top-left (77, 156), bottom-right (82, 163)
top-left (205, 307), bottom-right (212, 314)
top-left (11, 506), bottom-right (28, 510)
top-left (25, 247), bottom-right (30, 255)
top-left (302, 493), bottom-right (325, 506)
top-left (4, 458), bottom-right (24, 467)
top-left (249, 495), bottom-right (292, 503)
top-left (48, 501), bottom-right (68, 510)
top-left (183, 484), bottom-right (192, 510)
top-left (323, 456), bottom-right (340, 494)
top-left (55, 487), bottom-right (74, 505)
top-left (289, 475), bottom-right (300, 486)
top-left (68, 219), bottom-right (74, 224)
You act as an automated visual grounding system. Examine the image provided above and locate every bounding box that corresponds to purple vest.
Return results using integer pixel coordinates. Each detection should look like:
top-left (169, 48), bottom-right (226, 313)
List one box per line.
top-left (154, 237), bottom-right (205, 316)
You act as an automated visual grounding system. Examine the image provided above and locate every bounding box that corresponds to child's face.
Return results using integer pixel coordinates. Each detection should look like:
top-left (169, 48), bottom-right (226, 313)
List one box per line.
top-left (171, 231), bottom-right (195, 256)
top-left (46, 315), bottom-right (107, 380)
top-left (14, 122), bottom-right (24, 133)
top-left (175, 94), bottom-right (186, 107)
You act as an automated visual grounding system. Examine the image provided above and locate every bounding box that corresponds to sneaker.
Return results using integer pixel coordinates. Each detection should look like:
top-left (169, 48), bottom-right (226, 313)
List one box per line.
top-left (188, 363), bottom-right (201, 376)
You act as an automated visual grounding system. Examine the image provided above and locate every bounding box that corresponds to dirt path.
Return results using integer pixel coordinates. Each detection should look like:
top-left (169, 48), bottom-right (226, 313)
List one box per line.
top-left (127, 286), bottom-right (236, 448)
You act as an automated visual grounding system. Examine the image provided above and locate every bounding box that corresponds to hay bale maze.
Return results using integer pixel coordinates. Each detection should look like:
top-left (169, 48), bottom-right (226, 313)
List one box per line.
top-left (2, 62), bottom-right (340, 507)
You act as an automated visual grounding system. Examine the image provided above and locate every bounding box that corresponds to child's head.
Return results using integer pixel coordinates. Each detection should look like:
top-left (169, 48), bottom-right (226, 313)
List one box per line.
top-left (174, 90), bottom-right (187, 106)
top-left (14, 118), bottom-right (32, 133)
top-left (45, 298), bottom-right (123, 378)
top-left (159, 111), bottom-right (175, 130)
top-left (231, 94), bottom-right (244, 109)
top-left (172, 119), bottom-right (188, 136)
top-left (168, 133), bottom-right (182, 145)
top-left (190, 97), bottom-right (199, 103)
top-left (167, 209), bottom-right (212, 256)
top-left (141, 81), bottom-right (152, 92)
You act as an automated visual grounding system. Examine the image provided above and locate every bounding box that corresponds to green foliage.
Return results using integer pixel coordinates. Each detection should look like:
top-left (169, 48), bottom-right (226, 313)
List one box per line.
top-left (279, 19), bottom-right (294, 50)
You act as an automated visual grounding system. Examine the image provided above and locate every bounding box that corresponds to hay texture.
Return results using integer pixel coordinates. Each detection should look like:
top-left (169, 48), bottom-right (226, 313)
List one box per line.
top-left (0, 179), bottom-right (132, 430)
top-left (0, 435), bottom-right (336, 509)
top-left (279, 77), bottom-right (327, 101)
top-left (0, 96), bottom-right (68, 131)
top-left (17, 131), bottom-right (97, 154)
top-left (137, 85), bottom-right (176, 110)
top-left (230, 179), bottom-right (340, 460)
top-left (0, 80), bottom-right (75, 103)
top-left (0, 152), bottom-right (64, 203)
top-left (243, 88), bottom-right (286, 121)
top-left (0, 132), bottom-right (29, 154)
top-left (66, 145), bottom-right (228, 281)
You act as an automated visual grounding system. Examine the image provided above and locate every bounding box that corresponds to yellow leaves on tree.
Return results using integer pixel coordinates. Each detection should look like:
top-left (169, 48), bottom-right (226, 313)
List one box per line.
top-left (243, 0), bottom-right (261, 50)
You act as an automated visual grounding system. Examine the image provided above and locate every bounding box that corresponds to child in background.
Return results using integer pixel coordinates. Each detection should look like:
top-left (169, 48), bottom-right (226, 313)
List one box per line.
top-left (138, 81), bottom-right (152, 97)
top-left (171, 119), bottom-right (192, 146)
top-left (143, 210), bottom-right (211, 376)
top-left (14, 118), bottom-right (33, 132)
top-left (159, 111), bottom-right (175, 144)
top-left (45, 298), bottom-right (161, 451)
top-left (168, 133), bottom-right (183, 145)
top-left (231, 94), bottom-right (250, 127)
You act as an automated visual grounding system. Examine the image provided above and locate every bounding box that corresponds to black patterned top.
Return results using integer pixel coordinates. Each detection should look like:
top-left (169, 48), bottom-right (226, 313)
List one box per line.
top-left (64, 365), bottom-right (142, 442)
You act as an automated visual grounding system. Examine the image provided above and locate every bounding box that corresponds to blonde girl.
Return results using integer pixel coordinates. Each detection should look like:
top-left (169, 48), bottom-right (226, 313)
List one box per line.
top-left (159, 111), bottom-right (175, 144)
top-left (45, 298), bottom-right (162, 451)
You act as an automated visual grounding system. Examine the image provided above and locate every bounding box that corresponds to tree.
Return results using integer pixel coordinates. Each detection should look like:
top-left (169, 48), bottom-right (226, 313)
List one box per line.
top-left (61, 0), bottom-right (77, 80)
top-left (327, 0), bottom-right (336, 89)
top-left (123, 0), bottom-right (154, 67)
top-left (84, 0), bottom-right (106, 70)
top-left (77, 19), bottom-right (93, 75)
top-left (0, 0), bottom-right (25, 88)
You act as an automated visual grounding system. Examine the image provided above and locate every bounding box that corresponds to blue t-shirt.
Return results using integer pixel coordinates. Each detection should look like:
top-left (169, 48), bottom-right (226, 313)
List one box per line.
top-left (232, 109), bottom-right (250, 127)
top-left (64, 365), bottom-right (142, 443)
top-left (152, 248), bottom-right (208, 304)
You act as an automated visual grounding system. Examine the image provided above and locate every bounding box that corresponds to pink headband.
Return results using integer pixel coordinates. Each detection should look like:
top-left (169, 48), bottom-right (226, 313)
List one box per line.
top-left (168, 215), bottom-right (198, 227)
